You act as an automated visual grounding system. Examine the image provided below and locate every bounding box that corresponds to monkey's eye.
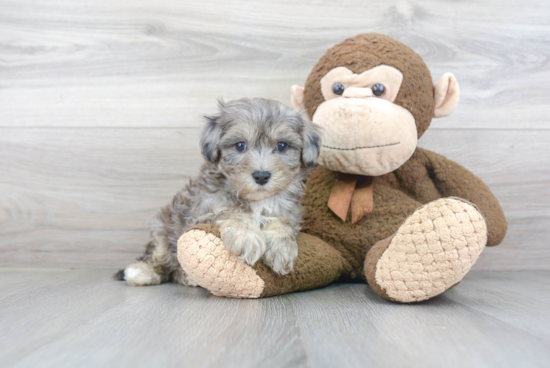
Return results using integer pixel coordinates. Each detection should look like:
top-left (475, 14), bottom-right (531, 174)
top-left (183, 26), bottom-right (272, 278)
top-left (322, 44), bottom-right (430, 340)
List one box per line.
top-left (276, 142), bottom-right (288, 153)
top-left (332, 83), bottom-right (345, 96)
top-left (235, 142), bottom-right (247, 152)
top-left (372, 83), bottom-right (385, 97)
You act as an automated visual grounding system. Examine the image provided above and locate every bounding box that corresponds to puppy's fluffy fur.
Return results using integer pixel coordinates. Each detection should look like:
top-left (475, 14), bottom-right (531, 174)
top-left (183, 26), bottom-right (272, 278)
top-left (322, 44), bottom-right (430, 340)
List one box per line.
top-left (117, 98), bottom-right (322, 286)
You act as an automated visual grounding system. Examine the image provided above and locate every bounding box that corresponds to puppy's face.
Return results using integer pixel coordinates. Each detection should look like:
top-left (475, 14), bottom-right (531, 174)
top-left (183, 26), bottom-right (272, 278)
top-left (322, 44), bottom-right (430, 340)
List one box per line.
top-left (201, 98), bottom-right (322, 201)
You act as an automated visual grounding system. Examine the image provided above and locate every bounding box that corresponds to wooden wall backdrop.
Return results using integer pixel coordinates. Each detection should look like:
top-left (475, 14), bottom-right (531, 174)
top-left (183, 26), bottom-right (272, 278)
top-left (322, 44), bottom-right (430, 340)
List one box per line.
top-left (1, 0), bottom-right (549, 270)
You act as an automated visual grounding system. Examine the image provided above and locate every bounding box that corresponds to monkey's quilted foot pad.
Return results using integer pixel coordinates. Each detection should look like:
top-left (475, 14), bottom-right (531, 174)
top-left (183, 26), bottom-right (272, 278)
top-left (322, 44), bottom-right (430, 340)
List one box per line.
top-left (374, 198), bottom-right (487, 303)
top-left (177, 228), bottom-right (265, 298)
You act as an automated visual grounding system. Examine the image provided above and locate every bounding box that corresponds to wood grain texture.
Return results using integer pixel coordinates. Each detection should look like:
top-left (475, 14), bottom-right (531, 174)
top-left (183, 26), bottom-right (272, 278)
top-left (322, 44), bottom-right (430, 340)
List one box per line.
top-left (0, 0), bottom-right (549, 269)
top-left (1, 0), bottom-right (549, 129)
top-left (0, 269), bottom-right (549, 368)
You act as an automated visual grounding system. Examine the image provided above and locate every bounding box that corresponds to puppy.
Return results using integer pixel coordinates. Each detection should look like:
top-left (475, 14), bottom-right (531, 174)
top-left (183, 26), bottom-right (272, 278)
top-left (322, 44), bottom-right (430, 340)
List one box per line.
top-left (116, 98), bottom-right (322, 286)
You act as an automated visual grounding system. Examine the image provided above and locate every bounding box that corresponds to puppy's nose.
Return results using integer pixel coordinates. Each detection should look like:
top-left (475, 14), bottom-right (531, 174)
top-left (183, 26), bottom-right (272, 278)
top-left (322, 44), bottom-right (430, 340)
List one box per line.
top-left (252, 171), bottom-right (271, 185)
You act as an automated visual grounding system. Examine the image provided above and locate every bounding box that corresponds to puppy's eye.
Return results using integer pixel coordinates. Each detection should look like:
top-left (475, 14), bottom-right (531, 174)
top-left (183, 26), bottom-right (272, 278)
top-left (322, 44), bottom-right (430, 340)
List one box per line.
top-left (332, 83), bottom-right (345, 96)
top-left (372, 83), bottom-right (385, 97)
top-left (235, 142), bottom-right (247, 152)
top-left (276, 142), bottom-right (288, 153)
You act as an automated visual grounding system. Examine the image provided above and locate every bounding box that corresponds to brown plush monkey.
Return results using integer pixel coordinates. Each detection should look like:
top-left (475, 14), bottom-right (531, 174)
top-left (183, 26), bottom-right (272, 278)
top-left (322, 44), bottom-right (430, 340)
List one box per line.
top-left (177, 33), bottom-right (507, 303)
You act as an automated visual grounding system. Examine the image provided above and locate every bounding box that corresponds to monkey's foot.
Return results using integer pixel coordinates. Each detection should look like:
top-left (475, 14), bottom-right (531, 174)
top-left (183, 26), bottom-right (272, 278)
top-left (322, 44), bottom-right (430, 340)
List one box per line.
top-left (177, 225), bottom-right (264, 298)
top-left (365, 198), bottom-right (487, 303)
top-left (177, 224), bottom-right (350, 299)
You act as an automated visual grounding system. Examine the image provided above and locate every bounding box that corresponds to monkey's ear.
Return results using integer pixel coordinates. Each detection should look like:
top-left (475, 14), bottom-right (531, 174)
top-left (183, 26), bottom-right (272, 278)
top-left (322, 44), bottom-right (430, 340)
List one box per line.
top-left (433, 73), bottom-right (460, 118)
top-left (291, 85), bottom-right (305, 108)
top-left (300, 113), bottom-right (323, 167)
top-left (200, 115), bottom-right (222, 163)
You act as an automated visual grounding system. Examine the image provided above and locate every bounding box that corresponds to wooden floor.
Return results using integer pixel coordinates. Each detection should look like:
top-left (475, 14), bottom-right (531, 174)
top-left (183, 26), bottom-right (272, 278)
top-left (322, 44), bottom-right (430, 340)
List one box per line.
top-left (1, 269), bottom-right (549, 368)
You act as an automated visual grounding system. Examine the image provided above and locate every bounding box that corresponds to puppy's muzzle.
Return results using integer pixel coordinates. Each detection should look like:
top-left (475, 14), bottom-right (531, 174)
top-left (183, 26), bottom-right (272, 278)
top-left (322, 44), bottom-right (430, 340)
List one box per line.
top-left (252, 171), bottom-right (271, 185)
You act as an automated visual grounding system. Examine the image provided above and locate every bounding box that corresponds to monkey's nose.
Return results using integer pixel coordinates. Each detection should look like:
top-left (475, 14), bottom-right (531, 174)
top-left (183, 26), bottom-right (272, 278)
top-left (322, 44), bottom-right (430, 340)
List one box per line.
top-left (343, 87), bottom-right (373, 99)
top-left (252, 171), bottom-right (271, 185)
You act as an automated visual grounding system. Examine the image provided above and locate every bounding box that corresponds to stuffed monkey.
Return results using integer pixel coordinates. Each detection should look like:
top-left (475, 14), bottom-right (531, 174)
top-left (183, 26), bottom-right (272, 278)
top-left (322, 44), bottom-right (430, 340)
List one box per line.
top-left (177, 33), bottom-right (507, 303)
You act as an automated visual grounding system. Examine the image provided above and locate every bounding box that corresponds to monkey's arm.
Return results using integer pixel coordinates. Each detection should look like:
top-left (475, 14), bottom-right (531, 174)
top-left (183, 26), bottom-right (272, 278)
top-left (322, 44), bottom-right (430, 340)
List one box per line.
top-left (419, 148), bottom-right (507, 246)
top-left (177, 224), bottom-right (352, 298)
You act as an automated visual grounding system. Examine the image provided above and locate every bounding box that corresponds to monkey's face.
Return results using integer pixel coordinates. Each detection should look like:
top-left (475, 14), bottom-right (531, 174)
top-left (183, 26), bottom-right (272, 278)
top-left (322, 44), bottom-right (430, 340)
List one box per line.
top-left (291, 33), bottom-right (460, 177)
top-left (312, 65), bottom-right (416, 176)
top-left (291, 33), bottom-right (460, 176)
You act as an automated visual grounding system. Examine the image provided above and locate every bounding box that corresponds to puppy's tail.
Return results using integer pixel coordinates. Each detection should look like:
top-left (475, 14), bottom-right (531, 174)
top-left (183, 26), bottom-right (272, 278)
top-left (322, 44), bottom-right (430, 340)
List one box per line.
top-left (113, 269), bottom-right (125, 281)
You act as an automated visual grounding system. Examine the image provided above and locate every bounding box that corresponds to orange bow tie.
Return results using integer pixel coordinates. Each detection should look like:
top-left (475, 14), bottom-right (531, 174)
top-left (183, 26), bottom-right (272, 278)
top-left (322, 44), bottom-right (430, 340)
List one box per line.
top-left (327, 173), bottom-right (374, 224)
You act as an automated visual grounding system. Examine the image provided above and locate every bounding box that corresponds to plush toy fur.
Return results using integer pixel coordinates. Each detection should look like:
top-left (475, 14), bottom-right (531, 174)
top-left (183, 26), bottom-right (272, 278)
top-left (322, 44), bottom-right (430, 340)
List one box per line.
top-left (176, 33), bottom-right (507, 303)
top-left (303, 33), bottom-right (435, 138)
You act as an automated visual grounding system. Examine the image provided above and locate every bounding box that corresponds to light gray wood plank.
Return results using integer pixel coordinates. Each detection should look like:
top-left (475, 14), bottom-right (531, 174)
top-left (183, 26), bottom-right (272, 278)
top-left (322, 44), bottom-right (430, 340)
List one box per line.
top-left (0, 128), bottom-right (202, 268)
top-left (0, 269), bottom-right (306, 368)
top-left (445, 271), bottom-right (550, 340)
top-left (290, 281), bottom-right (550, 368)
top-left (1, 128), bottom-right (548, 269)
top-left (0, 269), bottom-right (549, 368)
top-left (0, 0), bottom-right (548, 129)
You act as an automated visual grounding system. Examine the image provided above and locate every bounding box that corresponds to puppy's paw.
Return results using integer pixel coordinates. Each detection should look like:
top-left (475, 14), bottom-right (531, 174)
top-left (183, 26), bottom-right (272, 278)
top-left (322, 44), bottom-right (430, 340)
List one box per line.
top-left (219, 221), bottom-right (266, 266)
top-left (171, 268), bottom-right (199, 287)
top-left (262, 236), bottom-right (298, 275)
top-left (124, 261), bottom-right (162, 286)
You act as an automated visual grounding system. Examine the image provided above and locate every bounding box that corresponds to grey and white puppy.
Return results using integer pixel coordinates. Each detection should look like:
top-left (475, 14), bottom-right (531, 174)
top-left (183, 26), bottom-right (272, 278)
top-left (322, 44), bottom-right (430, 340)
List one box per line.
top-left (117, 98), bottom-right (322, 287)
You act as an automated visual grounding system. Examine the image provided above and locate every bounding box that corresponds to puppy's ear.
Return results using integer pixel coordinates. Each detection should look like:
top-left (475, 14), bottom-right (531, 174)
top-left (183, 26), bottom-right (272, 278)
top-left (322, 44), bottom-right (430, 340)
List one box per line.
top-left (200, 115), bottom-right (224, 164)
top-left (300, 111), bottom-right (323, 167)
top-left (200, 100), bottom-right (227, 163)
